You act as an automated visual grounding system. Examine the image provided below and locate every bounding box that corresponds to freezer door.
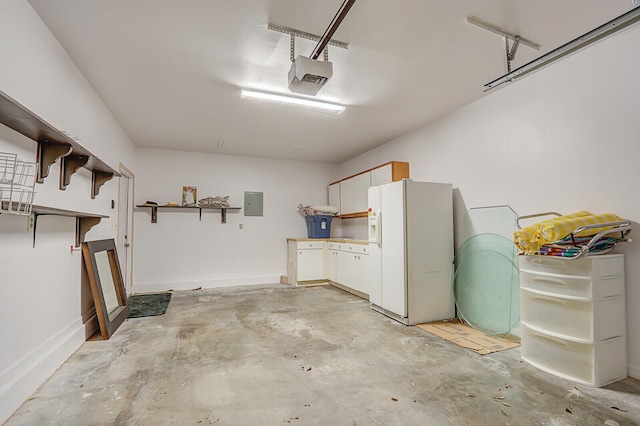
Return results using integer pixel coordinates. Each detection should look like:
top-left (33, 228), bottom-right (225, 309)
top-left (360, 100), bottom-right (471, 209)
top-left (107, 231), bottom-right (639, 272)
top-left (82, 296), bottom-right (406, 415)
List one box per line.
top-left (381, 180), bottom-right (407, 317)
top-left (368, 186), bottom-right (383, 307)
top-left (367, 186), bottom-right (381, 244)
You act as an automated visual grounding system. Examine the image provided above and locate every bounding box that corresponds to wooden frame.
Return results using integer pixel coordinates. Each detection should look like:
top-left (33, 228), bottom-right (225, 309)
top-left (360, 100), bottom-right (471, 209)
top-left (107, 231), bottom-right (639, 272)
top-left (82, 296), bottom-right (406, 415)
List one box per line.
top-left (82, 239), bottom-right (130, 339)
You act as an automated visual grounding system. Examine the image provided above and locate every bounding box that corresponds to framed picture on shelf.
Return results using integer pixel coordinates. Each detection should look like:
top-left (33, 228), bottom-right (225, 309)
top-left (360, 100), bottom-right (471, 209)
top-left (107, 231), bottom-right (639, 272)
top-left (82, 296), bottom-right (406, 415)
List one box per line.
top-left (182, 186), bottom-right (197, 206)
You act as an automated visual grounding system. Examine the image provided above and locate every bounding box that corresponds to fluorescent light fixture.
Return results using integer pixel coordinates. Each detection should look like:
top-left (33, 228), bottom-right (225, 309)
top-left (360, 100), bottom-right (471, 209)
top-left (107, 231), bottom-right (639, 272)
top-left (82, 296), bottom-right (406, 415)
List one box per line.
top-left (241, 89), bottom-right (345, 114)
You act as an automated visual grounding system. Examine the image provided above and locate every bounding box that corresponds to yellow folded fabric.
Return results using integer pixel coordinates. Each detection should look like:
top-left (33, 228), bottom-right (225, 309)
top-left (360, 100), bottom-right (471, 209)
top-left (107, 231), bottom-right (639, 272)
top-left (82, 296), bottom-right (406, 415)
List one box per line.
top-left (514, 211), bottom-right (622, 254)
top-left (514, 211), bottom-right (591, 254)
top-left (513, 226), bottom-right (538, 254)
top-left (539, 213), bottom-right (623, 242)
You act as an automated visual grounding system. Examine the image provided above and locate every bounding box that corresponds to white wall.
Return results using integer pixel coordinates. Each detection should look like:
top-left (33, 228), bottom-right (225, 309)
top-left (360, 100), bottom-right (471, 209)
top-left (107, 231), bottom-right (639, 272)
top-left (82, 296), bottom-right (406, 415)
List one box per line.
top-left (3, 2), bottom-right (639, 423)
top-left (339, 24), bottom-right (640, 378)
top-left (0, 0), bottom-right (136, 423)
top-left (132, 147), bottom-right (338, 292)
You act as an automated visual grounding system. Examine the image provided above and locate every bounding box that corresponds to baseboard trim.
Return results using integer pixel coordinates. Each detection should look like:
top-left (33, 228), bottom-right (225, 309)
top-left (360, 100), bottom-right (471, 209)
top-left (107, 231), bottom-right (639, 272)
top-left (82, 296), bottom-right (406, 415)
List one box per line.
top-left (628, 363), bottom-right (639, 380)
top-left (0, 317), bottom-right (85, 424)
top-left (132, 272), bottom-right (283, 293)
top-left (329, 281), bottom-right (369, 300)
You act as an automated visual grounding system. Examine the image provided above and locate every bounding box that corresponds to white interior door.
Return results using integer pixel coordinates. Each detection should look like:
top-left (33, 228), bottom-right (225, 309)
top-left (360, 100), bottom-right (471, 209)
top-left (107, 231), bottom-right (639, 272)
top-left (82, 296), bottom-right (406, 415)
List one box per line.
top-left (117, 165), bottom-right (134, 293)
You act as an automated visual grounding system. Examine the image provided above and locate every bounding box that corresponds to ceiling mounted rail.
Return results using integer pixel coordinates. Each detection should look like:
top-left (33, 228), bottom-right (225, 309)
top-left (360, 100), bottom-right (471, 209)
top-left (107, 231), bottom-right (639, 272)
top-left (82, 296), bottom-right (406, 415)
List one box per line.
top-left (310, 0), bottom-right (356, 60)
top-left (483, 6), bottom-right (640, 91)
top-left (467, 15), bottom-right (540, 75)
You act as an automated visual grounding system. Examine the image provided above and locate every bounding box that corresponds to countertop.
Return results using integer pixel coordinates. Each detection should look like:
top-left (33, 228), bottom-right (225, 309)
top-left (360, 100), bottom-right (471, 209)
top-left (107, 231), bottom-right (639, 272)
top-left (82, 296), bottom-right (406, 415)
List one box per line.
top-left (287, 237), bottom-right (368, 245)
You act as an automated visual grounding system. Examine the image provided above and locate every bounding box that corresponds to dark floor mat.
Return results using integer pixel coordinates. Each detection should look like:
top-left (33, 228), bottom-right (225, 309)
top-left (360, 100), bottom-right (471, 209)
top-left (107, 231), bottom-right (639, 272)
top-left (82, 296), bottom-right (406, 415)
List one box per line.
top-left (127, 293), bottom-right (172, 318)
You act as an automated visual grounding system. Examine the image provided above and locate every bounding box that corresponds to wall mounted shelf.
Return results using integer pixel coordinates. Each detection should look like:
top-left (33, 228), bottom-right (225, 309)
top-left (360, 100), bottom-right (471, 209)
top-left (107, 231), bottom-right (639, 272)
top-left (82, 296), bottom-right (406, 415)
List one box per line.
top-left (0, 89), bottom-right (119, 198)
top-left (136, 205), bottom-right (241, 224)
top-left (1, 202), bottom-right (108, 247)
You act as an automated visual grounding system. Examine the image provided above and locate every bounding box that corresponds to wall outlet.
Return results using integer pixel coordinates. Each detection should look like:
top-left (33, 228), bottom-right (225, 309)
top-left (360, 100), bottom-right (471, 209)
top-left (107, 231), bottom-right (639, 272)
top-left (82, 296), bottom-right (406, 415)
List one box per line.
top-left (239, 223), bottom-right (243, 229)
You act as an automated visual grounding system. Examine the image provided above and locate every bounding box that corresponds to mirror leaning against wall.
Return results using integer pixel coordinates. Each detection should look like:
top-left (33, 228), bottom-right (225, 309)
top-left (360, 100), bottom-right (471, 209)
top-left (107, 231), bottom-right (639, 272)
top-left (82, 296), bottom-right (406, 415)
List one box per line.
top-left (82, 238), bottom-right (130, 339)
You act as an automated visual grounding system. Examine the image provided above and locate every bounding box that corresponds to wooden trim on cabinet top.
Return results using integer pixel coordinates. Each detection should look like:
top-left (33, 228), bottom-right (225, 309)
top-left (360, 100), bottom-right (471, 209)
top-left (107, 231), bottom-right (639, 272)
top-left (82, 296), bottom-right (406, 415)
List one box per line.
top-left (339, 212), bottom-right (368, 219)
top-left (329, 161), bottom-right (409, 185)
top-left (391, 161), bottom-right (410, 182)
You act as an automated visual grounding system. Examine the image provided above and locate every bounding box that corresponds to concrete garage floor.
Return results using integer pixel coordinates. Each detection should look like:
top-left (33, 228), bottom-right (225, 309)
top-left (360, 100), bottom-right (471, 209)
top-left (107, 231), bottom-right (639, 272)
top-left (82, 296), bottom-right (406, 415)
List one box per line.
top-left (6, 284), bottom-right (640, 425)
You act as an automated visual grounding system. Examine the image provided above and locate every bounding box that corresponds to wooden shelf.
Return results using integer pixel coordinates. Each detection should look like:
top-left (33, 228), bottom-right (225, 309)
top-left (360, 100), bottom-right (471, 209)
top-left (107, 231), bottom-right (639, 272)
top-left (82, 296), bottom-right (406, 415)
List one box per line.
top-left (136, 205), bottom-right (242, 224)
top-left (1, 202), bottom-right (108, 247)
top-left (0, 89), bottom-right (119, 198)
top-left (31, 205), bottom-right (107, 248)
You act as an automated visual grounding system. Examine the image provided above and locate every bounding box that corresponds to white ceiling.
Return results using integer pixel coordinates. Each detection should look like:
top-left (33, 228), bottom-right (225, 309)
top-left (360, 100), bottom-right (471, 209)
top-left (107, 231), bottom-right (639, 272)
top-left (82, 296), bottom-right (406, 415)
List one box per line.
top-left (27, 0), bottom-right (634, 164)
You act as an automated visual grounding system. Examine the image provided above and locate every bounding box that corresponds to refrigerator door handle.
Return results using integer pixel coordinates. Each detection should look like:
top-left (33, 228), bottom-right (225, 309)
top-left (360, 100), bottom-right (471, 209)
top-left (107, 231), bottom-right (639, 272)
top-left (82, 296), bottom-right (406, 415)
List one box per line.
top-left (376, 210), bottom-right (382, 247)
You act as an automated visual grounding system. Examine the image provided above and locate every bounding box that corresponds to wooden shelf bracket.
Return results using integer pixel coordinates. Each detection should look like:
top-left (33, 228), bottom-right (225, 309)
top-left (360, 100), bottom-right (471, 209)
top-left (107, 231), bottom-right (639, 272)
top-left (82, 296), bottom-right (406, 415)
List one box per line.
top-left (76, 216), bottom-right (103, 247)
top-left (60, 154), bottom-right (89, 190)
top-left (37, 142), bottom-right (72, 183)
top-left (91, 170), bottom-right (114, 199)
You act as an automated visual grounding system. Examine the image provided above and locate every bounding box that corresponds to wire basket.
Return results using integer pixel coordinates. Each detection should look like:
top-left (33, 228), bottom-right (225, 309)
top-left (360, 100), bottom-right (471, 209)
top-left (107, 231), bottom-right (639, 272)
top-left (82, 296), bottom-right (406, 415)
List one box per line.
top-left (0, 152), bottom-right (38, 215)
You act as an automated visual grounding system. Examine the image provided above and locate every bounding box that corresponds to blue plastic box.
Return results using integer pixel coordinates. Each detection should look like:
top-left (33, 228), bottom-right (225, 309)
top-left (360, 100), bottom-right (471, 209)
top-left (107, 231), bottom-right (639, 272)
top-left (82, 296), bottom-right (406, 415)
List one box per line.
top-left (305, 215), bottom-right (332, 238)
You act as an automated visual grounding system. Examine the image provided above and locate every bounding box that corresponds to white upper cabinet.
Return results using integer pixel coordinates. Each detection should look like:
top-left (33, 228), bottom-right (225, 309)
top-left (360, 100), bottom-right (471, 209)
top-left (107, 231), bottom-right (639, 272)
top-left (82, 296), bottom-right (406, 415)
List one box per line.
top-left (370, 163), bottom-right (392, 186)
top-left (328, 182), bottom-right (340, 215)
top-left (353, 172), bottom-right (370, 213)
top-left (329, 161), bottom-right (409, 217)
top-left (340, 172), bottom-right (371, 216)
top-left (339, 178), bottom-right (355, 215)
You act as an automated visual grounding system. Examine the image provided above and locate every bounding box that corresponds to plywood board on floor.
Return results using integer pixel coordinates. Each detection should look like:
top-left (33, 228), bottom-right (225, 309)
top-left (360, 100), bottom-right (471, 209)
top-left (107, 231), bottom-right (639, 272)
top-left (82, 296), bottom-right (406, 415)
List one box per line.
top-left (416, 318), bottom-right (520, 355)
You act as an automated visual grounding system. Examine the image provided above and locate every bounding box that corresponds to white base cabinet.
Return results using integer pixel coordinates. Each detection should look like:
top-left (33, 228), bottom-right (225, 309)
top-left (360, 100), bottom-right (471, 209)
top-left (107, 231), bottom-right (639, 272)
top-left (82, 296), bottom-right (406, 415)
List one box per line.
top-left (519, 254), bottom-right (627, 387)
top-left (329, 241), bottom-right (369, 298)
top-left (287, 240), bottom-right (326, 286)
top-left (287, 239), bottom-right (368, 298)
top-left (327, 246), bottom-right (338, 282)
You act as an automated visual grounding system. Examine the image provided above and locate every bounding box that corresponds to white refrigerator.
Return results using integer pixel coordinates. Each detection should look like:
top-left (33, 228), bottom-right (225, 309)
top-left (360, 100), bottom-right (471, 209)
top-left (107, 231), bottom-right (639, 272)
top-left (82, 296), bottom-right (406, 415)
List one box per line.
top-left (368, 179), bottom-right (454, 325)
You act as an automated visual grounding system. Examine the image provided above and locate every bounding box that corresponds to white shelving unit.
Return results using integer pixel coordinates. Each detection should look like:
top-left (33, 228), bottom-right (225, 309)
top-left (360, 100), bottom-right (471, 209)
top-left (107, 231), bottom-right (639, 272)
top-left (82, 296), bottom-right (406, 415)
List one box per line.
top-left (519, 254), bottom-right (627, 387)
